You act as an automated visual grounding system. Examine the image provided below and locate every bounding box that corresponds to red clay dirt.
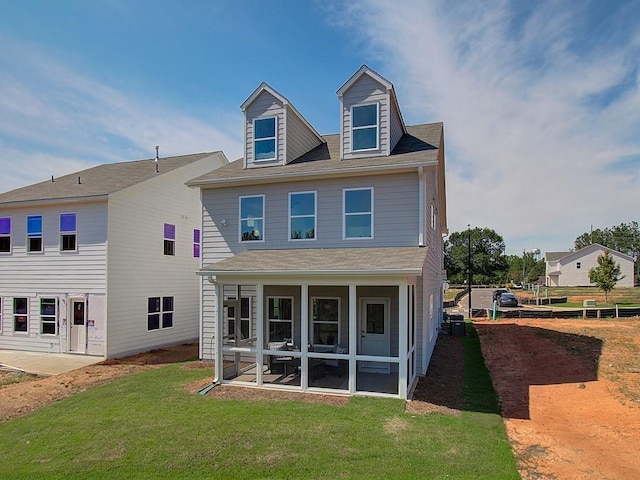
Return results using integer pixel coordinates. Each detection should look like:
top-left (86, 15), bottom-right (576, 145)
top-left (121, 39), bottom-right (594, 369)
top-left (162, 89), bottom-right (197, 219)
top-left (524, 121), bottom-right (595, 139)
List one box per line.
top-left (475, 318), bottom-right (640, 480)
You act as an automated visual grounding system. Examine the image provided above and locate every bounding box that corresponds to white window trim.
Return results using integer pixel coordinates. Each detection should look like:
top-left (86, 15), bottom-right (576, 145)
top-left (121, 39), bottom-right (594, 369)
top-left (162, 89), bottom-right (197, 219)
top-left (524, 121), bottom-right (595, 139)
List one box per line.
top-left (351, 103), bottom-right (379, 152)
top-left (227, 296), bottom-right (252, 340)
top-left (311, 297), bottom-right (341, 347)
top-left (342, 187), bottom-right (374, 240)
top-left (163, 223), bottom-right (176, 256)
top-left (147, 296), bottom-right (174, 331)
top-left (253, 116), bottom-right (278, 162)
top-left (26, 214), bottom-right (44, 254)
top-left (59, 212), bottom-right (78, 253)
top-left (239, 194), bottom-right (265, 243)
top-left (288, 191), bottom-right (317, 242)
top-left (13, 297), bottom-right (29, 334)
top-left (0, 216), bottom-right (12, 255)
top-left (39, 297), bottom-right (58, 336)
top-left (267, 296), bottom-right (294, 342)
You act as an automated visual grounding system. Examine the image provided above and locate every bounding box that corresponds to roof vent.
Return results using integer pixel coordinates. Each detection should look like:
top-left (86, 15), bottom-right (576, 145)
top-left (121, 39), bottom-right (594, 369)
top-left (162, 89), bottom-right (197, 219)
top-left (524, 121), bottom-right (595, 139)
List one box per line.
top-left (51, 175), bottom-right (55, 182)
top-left (155, 145), bottom-right (160, 173)
top-left (78, 176), bottom-right (81, 184)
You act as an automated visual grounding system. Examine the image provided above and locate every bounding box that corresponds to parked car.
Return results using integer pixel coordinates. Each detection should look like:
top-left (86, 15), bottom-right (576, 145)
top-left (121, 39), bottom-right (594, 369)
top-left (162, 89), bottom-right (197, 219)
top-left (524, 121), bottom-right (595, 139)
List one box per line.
top-left (493, 289), bottom-right (509, 302)
top-left (511, 282), bottom-right (523, 289)
top-left (498, 293), bottom-right (519, 307)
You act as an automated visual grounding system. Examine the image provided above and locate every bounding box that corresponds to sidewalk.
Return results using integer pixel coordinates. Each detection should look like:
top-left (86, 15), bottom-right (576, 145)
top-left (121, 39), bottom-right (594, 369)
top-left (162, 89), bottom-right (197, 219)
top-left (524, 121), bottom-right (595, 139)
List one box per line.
top-left (0, 350), bottom-right (104, 375)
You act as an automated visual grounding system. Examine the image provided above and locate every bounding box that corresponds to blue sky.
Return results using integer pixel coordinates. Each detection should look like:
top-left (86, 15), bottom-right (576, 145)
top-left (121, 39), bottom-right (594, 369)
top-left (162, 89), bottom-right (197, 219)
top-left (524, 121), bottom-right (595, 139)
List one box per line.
top-left (1, 0), bottom-right (639, 257)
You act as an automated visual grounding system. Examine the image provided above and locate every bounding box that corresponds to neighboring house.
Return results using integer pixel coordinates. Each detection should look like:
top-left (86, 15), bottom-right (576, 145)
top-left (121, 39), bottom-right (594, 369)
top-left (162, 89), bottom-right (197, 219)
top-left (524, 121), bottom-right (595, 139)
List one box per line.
top-left (0, 151), bottom-right (228, 358)
top-left (545, 243), bottom-right (635, 287)
top-left (188, 65), bottom-right (448, 399)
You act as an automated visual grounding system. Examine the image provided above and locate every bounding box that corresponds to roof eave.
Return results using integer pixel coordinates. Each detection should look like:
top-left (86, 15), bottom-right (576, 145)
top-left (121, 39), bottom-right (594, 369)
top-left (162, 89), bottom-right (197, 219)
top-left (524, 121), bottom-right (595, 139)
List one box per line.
top-left (197, 268), bottom-right (423, 277)
top-left (0, 194), bottom-right (109, 209)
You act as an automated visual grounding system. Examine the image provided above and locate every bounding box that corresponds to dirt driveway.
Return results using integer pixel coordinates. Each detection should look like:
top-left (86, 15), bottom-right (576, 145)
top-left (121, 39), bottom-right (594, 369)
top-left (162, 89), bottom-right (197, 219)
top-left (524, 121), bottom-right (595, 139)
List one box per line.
top-left (475, 318), bottom-right (640, 480)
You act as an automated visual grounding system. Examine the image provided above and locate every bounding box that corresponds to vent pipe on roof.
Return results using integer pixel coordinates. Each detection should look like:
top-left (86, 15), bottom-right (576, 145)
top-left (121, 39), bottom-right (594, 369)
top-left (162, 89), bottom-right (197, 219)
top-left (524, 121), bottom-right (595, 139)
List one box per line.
top-left (51, 175), bottom-right (55, 182)
top-left (78, 176), bottom-right (81, 184)
top-left (155, 145), bottom-right (160, 173)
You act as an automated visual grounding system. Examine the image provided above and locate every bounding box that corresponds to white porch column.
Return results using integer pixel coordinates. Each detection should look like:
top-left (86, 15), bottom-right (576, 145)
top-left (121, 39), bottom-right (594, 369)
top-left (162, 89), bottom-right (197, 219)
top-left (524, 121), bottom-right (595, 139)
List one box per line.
top-left (255, 283), bottom-right (264, 385)
top-left (300, 283), bottom-right (309, 389)
top-left (214, 280), bottom-right (223, 384)
top-left (348, 282), bottom-right (357, 394)
top-left (398, 281), bottom-right (408, 399)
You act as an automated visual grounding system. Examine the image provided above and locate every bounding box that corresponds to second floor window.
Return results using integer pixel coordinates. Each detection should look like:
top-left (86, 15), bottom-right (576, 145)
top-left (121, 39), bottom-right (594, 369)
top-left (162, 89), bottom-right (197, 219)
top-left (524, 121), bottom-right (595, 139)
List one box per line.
top-left (240, 195), bottom-right (264, 242)
top-left (254, 117), bottom-right (277, 161)
top-left (60, 213), bottom-right (77, 251)
top-left (0, 217), bottom-right (11, 253)
top-left (27, 215), bottom-right (43, 252)
top-left (289, 191), bottom-right (316, 240)
top-left (352, 103), bottom-right (378, 151)
top-left (164, 223), bottom-right (175, 256)
top-left (343, 187), bottom-right (373, 239)
top-left (193, 229), bottom-right (200, 258)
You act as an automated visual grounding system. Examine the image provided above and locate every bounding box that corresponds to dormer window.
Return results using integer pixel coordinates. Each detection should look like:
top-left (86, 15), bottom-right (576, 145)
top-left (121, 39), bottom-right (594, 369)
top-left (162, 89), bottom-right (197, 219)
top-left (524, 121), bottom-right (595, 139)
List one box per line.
top-left (352, 103), bottom-right (379, 151)
top-left (254, 117), bottom-right (277, 161)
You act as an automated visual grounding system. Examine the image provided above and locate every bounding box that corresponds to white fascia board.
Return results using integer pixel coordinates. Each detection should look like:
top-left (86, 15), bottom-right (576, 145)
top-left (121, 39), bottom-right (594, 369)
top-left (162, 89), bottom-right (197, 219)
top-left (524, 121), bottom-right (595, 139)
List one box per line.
top-left (197, 268), bottom-right (423, 277)
top-left (0, 194), bottom-right (109, 209)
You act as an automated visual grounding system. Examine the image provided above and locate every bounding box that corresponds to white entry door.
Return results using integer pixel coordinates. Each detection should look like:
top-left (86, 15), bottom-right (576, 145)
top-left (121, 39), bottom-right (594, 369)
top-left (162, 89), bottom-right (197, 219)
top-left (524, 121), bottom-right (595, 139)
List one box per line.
top-left (359, 298), bottom-right (390, 373)
top-left (69, 299), bottom-right (86, 353)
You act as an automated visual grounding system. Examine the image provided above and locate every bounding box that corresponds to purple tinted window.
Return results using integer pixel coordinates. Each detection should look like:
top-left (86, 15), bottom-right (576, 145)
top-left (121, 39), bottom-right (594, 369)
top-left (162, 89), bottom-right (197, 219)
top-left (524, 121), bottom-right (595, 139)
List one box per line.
top-left (193, 229), bottom-right (200, 243)
top-left (0, 217), bottom-right (10, 235)
top-left (164, 223), bottom-right (175, 240)
top-left (60, 213), bottom-right (76, 232)
top-left (193, 244), bottom-right (200, 258)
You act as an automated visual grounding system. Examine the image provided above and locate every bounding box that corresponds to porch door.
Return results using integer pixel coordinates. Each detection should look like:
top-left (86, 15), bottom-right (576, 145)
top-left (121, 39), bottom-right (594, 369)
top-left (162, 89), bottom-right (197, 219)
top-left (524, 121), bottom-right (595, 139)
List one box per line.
top-left (359, 298), bottom-right (390, 373)
top-left (69, 300), bottom-right (86, 353)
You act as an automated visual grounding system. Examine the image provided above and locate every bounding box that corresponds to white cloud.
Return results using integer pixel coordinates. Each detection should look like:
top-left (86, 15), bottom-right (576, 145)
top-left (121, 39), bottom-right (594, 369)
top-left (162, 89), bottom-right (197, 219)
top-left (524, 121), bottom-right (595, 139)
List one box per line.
top-left (340, 0), bottom-right (640, 255)
top-left (0, 36), bottom-right (243, 192)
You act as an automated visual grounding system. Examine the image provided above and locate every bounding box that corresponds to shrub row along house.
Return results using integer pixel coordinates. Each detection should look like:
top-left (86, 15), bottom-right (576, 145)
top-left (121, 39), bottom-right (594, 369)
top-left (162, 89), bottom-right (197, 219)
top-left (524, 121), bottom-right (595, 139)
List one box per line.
top-left (0, 66), bottom-right (448, 399)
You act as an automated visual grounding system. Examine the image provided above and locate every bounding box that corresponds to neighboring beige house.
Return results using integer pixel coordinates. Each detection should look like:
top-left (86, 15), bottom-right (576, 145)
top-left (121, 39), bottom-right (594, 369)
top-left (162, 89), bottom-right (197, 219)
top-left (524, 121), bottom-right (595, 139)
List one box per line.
top-left (0, 152), bottom-right (228, 358)
top-left (188, 65), bottom-right (448, 399)
top-left (545, 243), bottom-right (635, 287)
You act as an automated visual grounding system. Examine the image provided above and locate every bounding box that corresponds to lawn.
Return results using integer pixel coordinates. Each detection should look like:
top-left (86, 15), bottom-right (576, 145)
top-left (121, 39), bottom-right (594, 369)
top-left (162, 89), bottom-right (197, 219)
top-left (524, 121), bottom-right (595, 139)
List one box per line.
top-left (521, 286), bottom-right (640, 307)
top-left (0, 328), bottom-right (517, 479)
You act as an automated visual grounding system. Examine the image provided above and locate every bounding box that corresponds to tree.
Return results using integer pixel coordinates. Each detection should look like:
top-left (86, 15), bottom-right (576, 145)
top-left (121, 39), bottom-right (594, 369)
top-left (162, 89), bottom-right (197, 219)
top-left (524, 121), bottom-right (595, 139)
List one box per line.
top-left (588, 250), bottom-right (625, 303)
top-left (444, 227), bottom-right (507, 285)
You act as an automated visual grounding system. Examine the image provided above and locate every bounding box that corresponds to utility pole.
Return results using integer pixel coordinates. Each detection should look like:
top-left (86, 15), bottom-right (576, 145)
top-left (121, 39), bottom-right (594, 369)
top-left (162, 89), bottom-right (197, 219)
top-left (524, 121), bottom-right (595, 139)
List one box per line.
top-left (468, 224), bottom-right (472, 319)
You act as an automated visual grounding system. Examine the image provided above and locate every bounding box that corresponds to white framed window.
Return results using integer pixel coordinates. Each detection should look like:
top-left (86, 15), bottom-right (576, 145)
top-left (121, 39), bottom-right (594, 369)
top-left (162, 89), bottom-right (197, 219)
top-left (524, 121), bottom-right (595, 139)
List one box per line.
top-left (193, 229), bottom-right (200, 258)
top-left (343, 187), bottom-right (373, 239)
top-left (148, 296), bottom-right (174, 330)
top-left (0, 217), bottom-right (12, 253)
top-left (351, 103), bottom-right (379, 151)
top-left (267, 296), bottom-right (293, 342)
top-left (254, 117), bottom-right (277, 161)
top-left (27, 215), bottom-right (43, 253)
top-left (13, 297), bottom-right (28, 333)
top-left (289, 191), bottom-right (316, 241)
top-left (164, 223), bottom-right (175, 256)
top-left (40, 298), bottom-right (57, 335)
top-left (311, 297), bottom-right (340, 346)
top-left (60, 213), bottom-right (77, 252)
top-left (227, 297), bottom-right (252, 340)
top-left (239, 195), bottom-right (264, 242)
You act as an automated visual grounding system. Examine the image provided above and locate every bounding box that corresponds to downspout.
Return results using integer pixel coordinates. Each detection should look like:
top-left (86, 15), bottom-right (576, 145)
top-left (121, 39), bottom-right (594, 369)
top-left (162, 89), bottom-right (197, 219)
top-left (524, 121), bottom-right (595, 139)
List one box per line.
top-left (418, 166), bottom-right (425, 247)
top-left (198, 275), bottom-right (219, 395)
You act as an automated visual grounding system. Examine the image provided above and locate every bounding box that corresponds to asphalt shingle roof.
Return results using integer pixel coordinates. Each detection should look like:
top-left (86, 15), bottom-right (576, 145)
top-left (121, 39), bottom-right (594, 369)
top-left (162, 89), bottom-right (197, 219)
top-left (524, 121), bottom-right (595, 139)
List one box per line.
top-left (188, 123), bottom-right (442, 186)
top-left (0, 152), bottom-right (221, 205)
top-left (200, 247), bottom-right (428, 275)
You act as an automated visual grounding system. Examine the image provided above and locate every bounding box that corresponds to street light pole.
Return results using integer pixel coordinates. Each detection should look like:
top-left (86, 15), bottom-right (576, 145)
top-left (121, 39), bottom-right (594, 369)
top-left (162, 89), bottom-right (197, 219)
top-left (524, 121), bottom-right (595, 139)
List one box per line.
top-left (468, 224), bottom-right (472, 319)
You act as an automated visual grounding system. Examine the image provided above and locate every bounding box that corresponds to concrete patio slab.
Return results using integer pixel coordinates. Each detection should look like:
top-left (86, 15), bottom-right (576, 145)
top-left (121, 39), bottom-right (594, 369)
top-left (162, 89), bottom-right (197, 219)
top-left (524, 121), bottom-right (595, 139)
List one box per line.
top-left (0, 350), bottom-right (104, 376)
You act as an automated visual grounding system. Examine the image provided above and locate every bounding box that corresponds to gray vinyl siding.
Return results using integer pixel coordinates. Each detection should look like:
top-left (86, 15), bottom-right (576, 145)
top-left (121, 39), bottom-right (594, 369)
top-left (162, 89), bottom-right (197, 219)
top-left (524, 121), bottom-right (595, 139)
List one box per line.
top-left (389, 101), bottom-right (404, 153)
top-left (0, 201), bottom-right (107, 353)
top-left (245, 91), bottom-right (285, 168)
top-left (341, 74), bottom-right (388, 159)
top-left (200, 171), bottom-right (420, 253)
top-left (105, 155), bottom-right (225, 359)
top-left (285, 109), bottom-right (323, 163)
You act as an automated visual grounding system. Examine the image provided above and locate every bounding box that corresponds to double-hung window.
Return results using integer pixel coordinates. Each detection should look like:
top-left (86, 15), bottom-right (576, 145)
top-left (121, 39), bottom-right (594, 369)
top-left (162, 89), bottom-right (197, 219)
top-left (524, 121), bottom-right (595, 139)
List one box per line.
top-left (14, 297), bottom-right (28, 332)
top-left (27, 215), bottom-right (43, 253)
top-left (240, 195), bottom-right (264, 242)
top-left (193, 229), bottom-right (200, 258)
top-left (312, 298), bottom-right (340, 346)
top-left (227, 297), bottom-right (251, 340)
top-left (289, 191), bottom-right (316, 240)
top-left (40, 298), bottom-right (57, 335)
top-left (254, 117), bottom-right (277, 161)
top-left (60, 213), bottom-right (77, 251)
top-left (351, 103), bottom-right (379, 151)
top-left (268, 297), bottom-right (293, 342)
top-left (0, 217), bottom-right (11, 253)
top-left (164, 223), bottom-right (175, 256)
top-left (343, 187), bottom-right (373, 239)
top-left (148, 296), bottom-right (174, 330)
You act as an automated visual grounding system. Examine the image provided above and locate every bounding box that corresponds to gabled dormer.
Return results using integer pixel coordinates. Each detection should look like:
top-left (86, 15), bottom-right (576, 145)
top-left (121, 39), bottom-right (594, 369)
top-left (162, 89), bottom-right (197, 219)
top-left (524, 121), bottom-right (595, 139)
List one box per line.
top-left (337, 65), bottom-right (407, 160)
top-left (241, 82), bottom-right (324, 169)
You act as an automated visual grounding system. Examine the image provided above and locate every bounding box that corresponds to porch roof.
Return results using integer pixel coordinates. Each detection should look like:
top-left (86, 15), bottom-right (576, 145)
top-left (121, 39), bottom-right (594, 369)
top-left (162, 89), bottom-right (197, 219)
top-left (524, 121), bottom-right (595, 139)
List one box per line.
top-left (199, 247), bottom-right (428, 277)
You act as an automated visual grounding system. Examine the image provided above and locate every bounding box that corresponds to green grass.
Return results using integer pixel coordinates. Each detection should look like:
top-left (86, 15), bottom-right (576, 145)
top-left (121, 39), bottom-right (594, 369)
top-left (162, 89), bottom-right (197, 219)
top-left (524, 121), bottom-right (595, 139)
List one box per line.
top-left (444, 287), bottom-right (465, 302)
top-left (0, 335), bottom-right (518, 479)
